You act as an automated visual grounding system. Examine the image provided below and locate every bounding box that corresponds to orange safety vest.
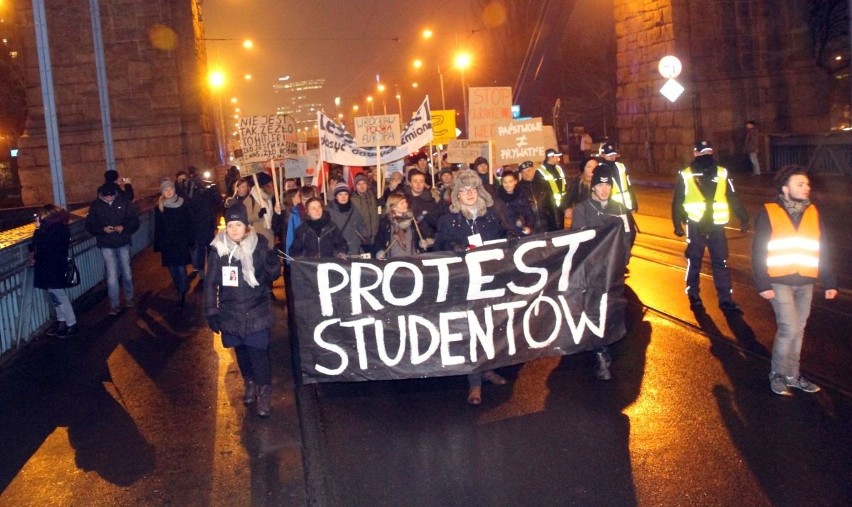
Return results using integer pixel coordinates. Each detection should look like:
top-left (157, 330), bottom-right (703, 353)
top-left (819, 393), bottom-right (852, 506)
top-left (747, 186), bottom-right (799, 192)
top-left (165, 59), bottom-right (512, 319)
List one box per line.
top-left (765, 203), bottom-right (820, 278)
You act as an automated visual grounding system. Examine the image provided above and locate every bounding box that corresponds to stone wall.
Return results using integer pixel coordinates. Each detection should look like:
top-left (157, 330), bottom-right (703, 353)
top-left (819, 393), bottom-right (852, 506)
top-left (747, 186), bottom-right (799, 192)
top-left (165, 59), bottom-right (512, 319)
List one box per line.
top-left (614, 0), bottom-right (833, 174)
top-left (15, 0), bottom-right (215, 206)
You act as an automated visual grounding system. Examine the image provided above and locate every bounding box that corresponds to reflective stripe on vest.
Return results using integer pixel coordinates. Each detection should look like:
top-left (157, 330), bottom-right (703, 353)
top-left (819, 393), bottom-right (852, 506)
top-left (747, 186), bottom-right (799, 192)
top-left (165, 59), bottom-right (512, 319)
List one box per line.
top-left (611, 162), bottom-right (633, 210)
top-left (537, 164), bottom-right (567, 207)
top-left (681, 166), bottom-right (729, 224)
top-left (765, 203), bottom-right (820, 278)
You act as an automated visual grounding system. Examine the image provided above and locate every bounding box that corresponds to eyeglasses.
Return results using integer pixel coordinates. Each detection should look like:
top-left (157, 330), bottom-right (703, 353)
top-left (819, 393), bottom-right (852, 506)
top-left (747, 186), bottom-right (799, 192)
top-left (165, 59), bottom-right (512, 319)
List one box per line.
top-left (458, 187), bottom-right (477, 195)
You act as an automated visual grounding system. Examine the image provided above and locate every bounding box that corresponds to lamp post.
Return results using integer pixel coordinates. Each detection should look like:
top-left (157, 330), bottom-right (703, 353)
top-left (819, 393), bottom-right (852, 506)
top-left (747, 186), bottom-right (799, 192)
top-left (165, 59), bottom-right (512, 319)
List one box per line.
top-left (395, 85), bottom-right (403, 116)
top-left (377, 83), bottom-right (388, 115)
top-left (413, 58), bottom-right (446, 110)
top-left (366, 96), bottom-right (374, 116)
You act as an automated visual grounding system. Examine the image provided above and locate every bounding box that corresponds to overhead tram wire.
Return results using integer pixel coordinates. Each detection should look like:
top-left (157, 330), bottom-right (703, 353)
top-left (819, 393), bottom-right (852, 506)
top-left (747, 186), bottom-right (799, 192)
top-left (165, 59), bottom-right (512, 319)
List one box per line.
top-left (513, 0), bottom-right (551, 103)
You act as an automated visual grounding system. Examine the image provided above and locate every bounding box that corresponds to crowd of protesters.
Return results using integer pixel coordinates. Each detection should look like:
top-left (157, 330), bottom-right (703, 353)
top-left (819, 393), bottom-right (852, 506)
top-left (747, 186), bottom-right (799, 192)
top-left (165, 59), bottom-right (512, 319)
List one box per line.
top-left (30, 134), bottom-right (837, 418)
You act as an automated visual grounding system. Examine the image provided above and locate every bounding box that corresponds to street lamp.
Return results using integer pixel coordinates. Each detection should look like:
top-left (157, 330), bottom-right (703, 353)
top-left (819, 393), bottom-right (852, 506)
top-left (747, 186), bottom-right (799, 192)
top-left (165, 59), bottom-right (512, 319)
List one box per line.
top-left (395, 85), bottom-right (403, 116)
top-left (366, 96), bottom-right (374, 116)
top-left (454, 52), bottom-right (472, 134)
top-left (377, 83), bottom-right (388, 115)
top-left (208, 70), bottom-right (227, 165)
top-left (413, 57), bottom-right (445, 110)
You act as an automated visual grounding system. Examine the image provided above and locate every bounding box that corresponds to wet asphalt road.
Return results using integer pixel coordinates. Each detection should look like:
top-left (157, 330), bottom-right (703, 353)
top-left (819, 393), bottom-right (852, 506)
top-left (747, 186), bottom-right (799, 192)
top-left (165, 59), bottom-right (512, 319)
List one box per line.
top-left (0, 177), bottom-right (850, 506)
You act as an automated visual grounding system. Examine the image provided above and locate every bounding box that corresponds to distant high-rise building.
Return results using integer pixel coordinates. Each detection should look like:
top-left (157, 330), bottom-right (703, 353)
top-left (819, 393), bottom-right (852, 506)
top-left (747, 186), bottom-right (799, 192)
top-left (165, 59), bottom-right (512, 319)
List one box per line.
top-left (272, 78), bottom-right (327, 134)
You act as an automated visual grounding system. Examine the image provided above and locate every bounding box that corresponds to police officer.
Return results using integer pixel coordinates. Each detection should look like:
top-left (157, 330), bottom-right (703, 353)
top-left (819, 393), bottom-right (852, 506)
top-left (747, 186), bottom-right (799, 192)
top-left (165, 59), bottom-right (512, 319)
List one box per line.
top-left (597, 142), bottom-right (638, 213)
top-left (672, 140), bottom-right (749, 311)
top-left (538, 148), bottom-right (568, 228)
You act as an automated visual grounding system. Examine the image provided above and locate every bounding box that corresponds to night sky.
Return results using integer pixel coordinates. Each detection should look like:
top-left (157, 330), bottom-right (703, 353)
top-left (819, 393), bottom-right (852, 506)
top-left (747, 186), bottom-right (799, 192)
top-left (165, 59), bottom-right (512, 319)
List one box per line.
top-left (202, 0), bottom-right (485, 117)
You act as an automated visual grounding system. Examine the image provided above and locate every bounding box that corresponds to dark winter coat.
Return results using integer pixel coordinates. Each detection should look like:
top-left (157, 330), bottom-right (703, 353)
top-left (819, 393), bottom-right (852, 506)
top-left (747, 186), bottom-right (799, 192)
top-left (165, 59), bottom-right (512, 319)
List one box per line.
top-left (154, 203), bottom-right (193, 267)
top-left (204, 232), bottom-right (281, 337)
top-left (571, 198), bottom-right (636, 267)
top-left (495, 186), bottom-right (536, 236)
top-left (289, 212), bottom-right (349, 259)
top-left (185, 178), bottom-right (221, 240)
top-left (519, 177), bottom-right (559, 233)
top-left (350, 189), bottom-right (380, 243)
top-left (327, 201), bottom-right (370, 255)
top-left (85, 195), bottom-right (140, 249)
top-left (406, 189), bottom-right (444, 232)
top-left (435, 208), bottom-right (506, 252)
top-left (31, 210), bottom-right (71, 289)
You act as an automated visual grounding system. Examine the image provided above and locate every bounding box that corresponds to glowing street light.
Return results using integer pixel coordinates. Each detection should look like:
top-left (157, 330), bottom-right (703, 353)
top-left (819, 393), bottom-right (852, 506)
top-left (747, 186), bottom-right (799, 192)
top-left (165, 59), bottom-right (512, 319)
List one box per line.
top-left (242, 39), bottom-right (254, 49)
top-left (454, 52), bottom-right (472, 132)
top-left (422, 29), bottom-right (433, 39)
top-left (208, 70), bottom-right (225, 89)
top-left (413, 59), bottom-right (423, 70)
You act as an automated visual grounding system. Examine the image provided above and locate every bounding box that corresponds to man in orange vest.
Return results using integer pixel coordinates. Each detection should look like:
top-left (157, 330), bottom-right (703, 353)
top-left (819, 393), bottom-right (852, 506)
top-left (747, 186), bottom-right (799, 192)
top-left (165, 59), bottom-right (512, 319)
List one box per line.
top-left (752, 165), bottom-right (837, 396)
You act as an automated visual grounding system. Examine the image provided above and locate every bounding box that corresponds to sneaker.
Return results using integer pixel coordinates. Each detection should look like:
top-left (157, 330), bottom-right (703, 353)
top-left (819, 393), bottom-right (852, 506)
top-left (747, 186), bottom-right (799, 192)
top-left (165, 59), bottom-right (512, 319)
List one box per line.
top-left (785, 375), bottom-right (821, 393)
top-left (770, 374), bottom-right (792, 396)
top-left (594, 351), bottom-right (612, 381)
top-left (47, 322), bottom-right (68, 337)
top-left (108, 307), bottom-right (120, 316)
top-left (482, 370), bottom-right (507, 386)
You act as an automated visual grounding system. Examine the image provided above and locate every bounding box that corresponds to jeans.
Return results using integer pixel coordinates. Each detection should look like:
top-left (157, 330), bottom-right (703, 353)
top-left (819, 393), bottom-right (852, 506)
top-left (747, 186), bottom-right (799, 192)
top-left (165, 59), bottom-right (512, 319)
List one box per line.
top-left (769, 283), bottom-right (813, 377)
top-left (192, 242), bottom-right (207, 272)
top-left (100, 245), bottom-right (134, 309)
top-left (167, 265), bottom-right (188, 294)
top-left (47, 288), bottom-right (76, 326)
top-left (749, 152), bottom-right (761, 175)
top-left (234, 344), bottom-right (271, 385)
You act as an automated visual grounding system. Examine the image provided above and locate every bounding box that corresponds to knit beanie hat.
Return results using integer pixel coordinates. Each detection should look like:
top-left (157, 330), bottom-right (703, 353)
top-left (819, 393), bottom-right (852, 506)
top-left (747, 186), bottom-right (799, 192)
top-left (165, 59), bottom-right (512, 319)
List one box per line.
top-left (591, 165), bottom-right (614, 188)
top-left (225, 202), bottom-right (249, 226)
top-left (333, 182), bottom-right (350, 197)
top-left (160, 178), bottom-right (175, 193)
top-left (98, 182), bottom-right (120, 197)
top-left (353, 174), bottom-right (367, 186)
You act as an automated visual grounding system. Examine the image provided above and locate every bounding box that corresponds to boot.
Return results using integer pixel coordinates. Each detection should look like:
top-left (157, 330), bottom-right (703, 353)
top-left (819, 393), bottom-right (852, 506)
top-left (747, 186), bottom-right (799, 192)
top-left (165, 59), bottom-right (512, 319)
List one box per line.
top-left (243, 378), bottom-right (257, 405)
top-left (594, 351), bottom-right (612, 381)
top-left (63, 324), bottom-right (79, 337)
top-left (256, 385), bottom-right (271, 418)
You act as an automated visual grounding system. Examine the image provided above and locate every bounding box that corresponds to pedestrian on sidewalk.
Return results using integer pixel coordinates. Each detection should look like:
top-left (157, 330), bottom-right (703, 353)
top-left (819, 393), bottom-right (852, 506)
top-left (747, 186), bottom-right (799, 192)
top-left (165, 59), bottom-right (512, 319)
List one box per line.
top-left (745, 121), bottom-right (761, 175)
top-left (85, 182), bottom-right (140, 315)
top-left (751, 165), bottom-right (838, 396)
top-left (154, 178), bottom-right (193, 308)
top-left (571, 165), bottom-right (635, 380)
top-left (29, 204), bottom-right (78, 337)
top-left (672, 140), bottom-right (749, 312)
top-left (205, 203), bottom-right (282, 417)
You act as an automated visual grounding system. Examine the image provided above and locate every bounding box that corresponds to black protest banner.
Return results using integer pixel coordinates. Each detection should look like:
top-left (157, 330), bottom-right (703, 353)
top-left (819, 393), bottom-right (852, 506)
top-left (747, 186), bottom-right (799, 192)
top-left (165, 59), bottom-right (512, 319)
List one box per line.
top-left (291, 224), bottom-right (627, 384)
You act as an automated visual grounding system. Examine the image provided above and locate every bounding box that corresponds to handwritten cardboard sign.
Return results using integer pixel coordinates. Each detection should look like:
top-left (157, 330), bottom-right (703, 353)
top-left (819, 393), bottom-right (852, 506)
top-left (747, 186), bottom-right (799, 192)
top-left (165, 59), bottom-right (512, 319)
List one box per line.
top-left (468, 87), bottom-right (512, 141)
top-left (446, 139), bottom-right (489, 164)
top-left (493, 117), bottom-right (545, 166)
top-left (238, 114), bottom-right (298, 162)
top-left (354, 114), bottom-right (401, 147)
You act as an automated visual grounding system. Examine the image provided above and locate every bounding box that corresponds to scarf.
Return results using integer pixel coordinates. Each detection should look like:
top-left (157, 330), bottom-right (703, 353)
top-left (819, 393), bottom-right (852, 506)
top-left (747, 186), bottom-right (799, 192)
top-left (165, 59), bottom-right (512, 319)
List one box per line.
top-left (781, 195), bottom-right (810, 219)
top-left (158, 193), bottom-right (184, 212)
top-left (211, 229), bottom-right (260, 287)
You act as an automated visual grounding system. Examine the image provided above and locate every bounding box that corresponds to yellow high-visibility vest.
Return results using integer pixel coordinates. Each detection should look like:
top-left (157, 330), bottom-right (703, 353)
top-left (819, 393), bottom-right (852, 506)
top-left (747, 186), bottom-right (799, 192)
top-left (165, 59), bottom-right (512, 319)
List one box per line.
top-left (765, 203), bottom-right (820, 278)
top-left (611, 162), bottom-right (633, 210)
top-left (537, 164), bottom-right (567, 207)
top-left (680, 166), bottom-right (730, 224)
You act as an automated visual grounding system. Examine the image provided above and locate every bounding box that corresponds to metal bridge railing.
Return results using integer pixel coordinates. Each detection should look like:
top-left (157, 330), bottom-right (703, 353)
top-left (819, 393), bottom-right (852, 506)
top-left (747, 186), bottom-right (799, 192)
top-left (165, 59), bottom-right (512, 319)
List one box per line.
top-left (0, 198), bottom-right (155, 360)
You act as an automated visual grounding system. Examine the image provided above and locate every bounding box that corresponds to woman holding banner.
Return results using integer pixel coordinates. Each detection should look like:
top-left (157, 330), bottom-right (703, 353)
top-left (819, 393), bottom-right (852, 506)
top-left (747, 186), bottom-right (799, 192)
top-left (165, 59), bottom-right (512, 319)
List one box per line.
top-left (289, 198), bottom-right (349, 259)
top-left (435, 169), bottom-right (509, 406)
top-left (373, 193), bottom-right (434, 260)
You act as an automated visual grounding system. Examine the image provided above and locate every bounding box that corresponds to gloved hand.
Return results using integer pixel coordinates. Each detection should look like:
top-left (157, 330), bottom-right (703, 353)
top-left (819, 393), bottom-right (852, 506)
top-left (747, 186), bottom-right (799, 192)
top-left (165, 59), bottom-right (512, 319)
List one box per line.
top-left (258, 208), bottom-right (267, 218)
top-left (674, 224), bottom-right (685, 237)
top-left (505, 231), bottom-right (520, 247)
top-left (207, 315), bottom-right (221, 333)
top-left (740, 220), bottom-right (750, 233)
top-left (452, 243), bottom-right (468, 254)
